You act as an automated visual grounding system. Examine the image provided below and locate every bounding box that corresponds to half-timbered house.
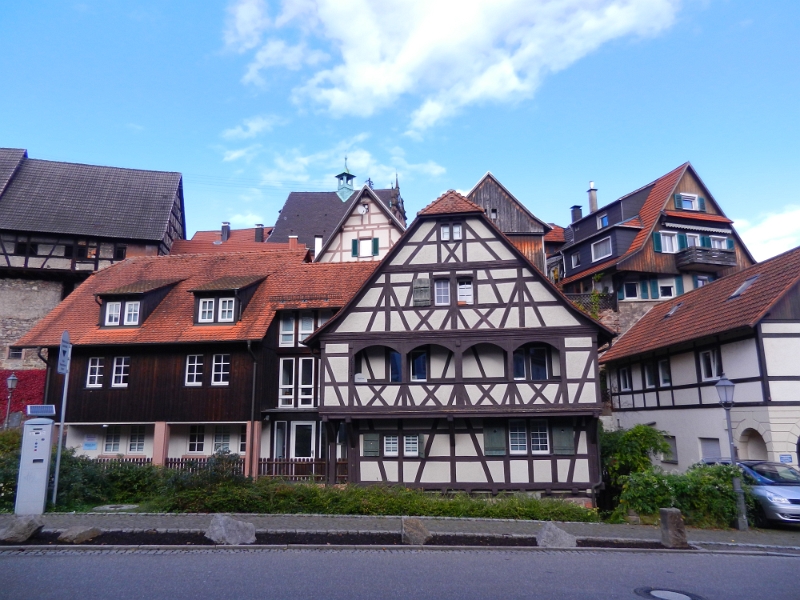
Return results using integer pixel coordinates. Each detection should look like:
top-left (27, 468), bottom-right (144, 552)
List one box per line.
top-left (601, 246), bottom-right (800, 470)
top-left (305, 191), bottom-right (614, 500)
top-left (558, 164), bottom-right (755, 334)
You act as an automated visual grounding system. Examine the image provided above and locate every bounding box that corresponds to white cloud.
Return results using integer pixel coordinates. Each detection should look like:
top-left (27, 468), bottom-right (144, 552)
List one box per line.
top-left (735, 204), bottom-right (800, 261)
top-left (222, 115), bottom-right (283, 139)
top-left (229, 211), bottom-right (265, 227)
top-left (223, 0), bottom-right (270, 52)
top-left (227, 0), bottom-right (680, 131)
top-left (223, 144), bottom-right (262, 162)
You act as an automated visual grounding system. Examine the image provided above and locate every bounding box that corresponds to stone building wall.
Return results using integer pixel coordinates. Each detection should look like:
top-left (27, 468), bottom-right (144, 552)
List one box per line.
top-left (0, 277), bottom-right (63, 370)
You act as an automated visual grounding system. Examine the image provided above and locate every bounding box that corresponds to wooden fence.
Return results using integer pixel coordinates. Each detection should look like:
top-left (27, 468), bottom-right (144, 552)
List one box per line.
top-left (258, 458), bottom-right (349, 483)
top-left (164, 456), bottom-right (245, 475)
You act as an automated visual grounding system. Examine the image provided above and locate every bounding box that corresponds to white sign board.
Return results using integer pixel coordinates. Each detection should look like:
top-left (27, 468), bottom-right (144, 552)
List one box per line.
top-left (57, 331), bottom-right (71, 375)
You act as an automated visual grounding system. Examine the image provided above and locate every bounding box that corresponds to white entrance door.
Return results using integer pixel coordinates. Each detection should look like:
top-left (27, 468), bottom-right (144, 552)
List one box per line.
top-left (290, 422), bottom-right (316, 459)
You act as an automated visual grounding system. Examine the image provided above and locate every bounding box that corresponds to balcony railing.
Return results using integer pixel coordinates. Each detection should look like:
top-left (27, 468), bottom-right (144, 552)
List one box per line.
top-left (675, 247), bottom-right (736, 271)
top-left (258, 458), bottom-right (348, 483)
top-left (565, 292), bottom-right (616, 316)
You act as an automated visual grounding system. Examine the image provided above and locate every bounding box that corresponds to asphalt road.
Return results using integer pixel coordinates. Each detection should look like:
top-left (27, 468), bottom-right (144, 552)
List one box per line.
top-left (1, 548), bottom-right (797, 600)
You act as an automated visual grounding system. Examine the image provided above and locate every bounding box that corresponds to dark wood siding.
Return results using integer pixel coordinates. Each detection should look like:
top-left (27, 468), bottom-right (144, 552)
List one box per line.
top-left (508, 235), bottom-right (545, 273)
top-left (467, 177), bottom-right (545, 234)
top-left (763, 281), bottom-right (800, 321)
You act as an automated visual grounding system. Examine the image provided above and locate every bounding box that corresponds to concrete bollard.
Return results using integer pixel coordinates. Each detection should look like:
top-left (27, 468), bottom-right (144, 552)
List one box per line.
top-left (659, 508), bottom-right (689, 549)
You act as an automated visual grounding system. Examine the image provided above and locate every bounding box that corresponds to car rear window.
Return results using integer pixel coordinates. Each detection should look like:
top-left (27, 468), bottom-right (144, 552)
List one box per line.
top-left (750, 464), bottom-right (800, 484)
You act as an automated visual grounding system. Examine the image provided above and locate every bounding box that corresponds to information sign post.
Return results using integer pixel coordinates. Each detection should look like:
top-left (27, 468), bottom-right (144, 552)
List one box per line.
top-left (51, 331), bottom-right (72, 506)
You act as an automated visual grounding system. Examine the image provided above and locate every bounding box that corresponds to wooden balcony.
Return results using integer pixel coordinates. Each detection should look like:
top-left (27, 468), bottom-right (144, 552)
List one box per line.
top-left (675, 247), bottom-right (736, 272)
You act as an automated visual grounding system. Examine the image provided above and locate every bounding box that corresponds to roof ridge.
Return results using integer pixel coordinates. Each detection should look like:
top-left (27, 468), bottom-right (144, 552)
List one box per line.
top-left (418, 189), bottom-right (485, 215)
top-left (23, 157), bottom-right (182, 176)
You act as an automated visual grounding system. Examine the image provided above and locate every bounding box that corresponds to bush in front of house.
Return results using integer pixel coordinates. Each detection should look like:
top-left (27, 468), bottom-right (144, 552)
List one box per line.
top-left (0, 429), bottom-right (22, 510)
top-left (618, 464), bottom-right (746, 528)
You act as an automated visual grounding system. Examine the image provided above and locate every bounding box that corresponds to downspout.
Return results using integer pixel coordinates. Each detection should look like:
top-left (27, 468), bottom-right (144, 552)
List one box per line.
top-left (37, 347), bottom-right (51, 406)
top-left (246, 340), bottom-right (258, 478)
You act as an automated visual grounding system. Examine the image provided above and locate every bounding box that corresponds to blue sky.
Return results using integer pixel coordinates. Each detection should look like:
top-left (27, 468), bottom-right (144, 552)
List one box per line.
top-left (1, 1), bottom-right (799, 260)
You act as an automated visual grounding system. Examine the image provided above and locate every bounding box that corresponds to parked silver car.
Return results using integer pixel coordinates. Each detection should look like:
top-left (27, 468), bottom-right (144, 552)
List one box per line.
top-left (738, 461), bottom-right (800, 527)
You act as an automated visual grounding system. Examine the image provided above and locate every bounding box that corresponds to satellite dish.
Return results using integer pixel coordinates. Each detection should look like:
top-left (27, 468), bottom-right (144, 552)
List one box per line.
top-left (358, 203), bottom-right (369, 215)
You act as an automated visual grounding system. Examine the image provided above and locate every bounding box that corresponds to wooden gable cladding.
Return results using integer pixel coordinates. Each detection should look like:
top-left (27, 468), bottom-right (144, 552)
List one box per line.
top-left (466, 173), bottom-right (548, 234)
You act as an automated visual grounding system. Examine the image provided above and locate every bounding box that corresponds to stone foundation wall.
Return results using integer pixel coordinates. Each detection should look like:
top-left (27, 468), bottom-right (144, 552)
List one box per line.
top-left (614, 300), bottom-right (661, 336)
top-left (0, 277), bottom-right (63, 370)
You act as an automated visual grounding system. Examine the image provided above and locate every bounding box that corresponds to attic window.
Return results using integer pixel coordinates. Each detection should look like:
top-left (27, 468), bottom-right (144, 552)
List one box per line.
top-left (729, 275), bottom-right (759, 299)
top-left (664, 303), bottom-right (683, 318)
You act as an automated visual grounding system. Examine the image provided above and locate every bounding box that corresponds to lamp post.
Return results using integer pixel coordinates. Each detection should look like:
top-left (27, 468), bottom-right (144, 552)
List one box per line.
top-left (4, 372), bottom-right (17, 430)
top-left (716, 373), bottom-right (748, 531)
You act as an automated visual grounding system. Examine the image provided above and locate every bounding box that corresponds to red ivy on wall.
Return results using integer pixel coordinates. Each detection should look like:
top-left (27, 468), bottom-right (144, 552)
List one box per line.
top-left (0, 369), bottom-right (46, 413)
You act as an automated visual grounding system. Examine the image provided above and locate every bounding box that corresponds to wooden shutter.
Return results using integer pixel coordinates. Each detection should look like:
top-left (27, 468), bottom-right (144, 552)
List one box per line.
top-left (483, 423), bottom-right (506, 456)
top-left (640, 279), bottom-right (649, 299)
top-left (362, 433), bottom-right (380, 457)
top-left (700, 235), bottom-right (711, 248)
top-left (726, 238), bottom-right (734, 250)
top-left (677, 233), bottom-right (687, 250)
top-left (650, 279), bottom-right (659, 299)
top-left (675, 276), bottom-right (684, 295)
top-left (413, 278), bottom-right (431, 306)
top-left (351, 239), bottom-right (358, 257)
top-left (673, 194), bottom-right (683, 210)
top-left (698, 197), bottom-right (706, 212)
top-left (552, 421), bottom-right (575, 456)
top-left (652, 232), bottom-right (662, 253)
top-left (372, 237), bottom-right (379, 256)
top-left (617, 286), bottom-right (624, 301)
top-left (692, 274), bottom-right (699, 289)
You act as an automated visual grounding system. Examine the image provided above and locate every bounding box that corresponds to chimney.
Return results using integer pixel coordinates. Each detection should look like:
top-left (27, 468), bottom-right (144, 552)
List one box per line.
top-left (570, 205), bottom-right (583, 223)
top-left (314, 235), bottom-right (323, 257)
top-left (254, 224), bottom-right (264, 243)
top-left (221, 221), bottom-right (230, 242)
top-left (288, 235), bottom-right (299, 249)
top-left (588, 181), bottom-right (598, 213)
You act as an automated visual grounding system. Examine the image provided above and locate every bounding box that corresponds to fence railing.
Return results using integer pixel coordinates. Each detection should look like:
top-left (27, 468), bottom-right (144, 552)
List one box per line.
top-left (565, 292), bottom-right (616, 315)
top-left (164, 456), bottom-right (245, 475)
top-left (94, 457), bottom-right (152, 467)
top-left (258, 458), bottom-right (348, 483)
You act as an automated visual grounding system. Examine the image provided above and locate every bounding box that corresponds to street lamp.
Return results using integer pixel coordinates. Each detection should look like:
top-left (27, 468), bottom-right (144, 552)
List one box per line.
top-left (4, 372), bottom-right (18, 430)
top-left (716, 373), bottom-right (749, 530)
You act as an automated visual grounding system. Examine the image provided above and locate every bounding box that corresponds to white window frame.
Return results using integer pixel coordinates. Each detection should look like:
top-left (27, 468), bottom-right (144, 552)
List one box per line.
top-left (280, 313), bottom-right (295, 347)
top-left (597, 213), bottom-right (608, 229)
top-left (434, 279), bottom-right (450, 306)
top-left (104, 426), bottom-right (121, 453)
top-left (659, 285), bottom-right (674, 298)
top-left (358, 237), bottom-right (372, 258)
top-left (686, 233), bottom-right (700, 247)
top-left (279, 357), bottom-right (295, 407)
top-left (660, 232), bottom-right (678, 254)
top-left (299, 311), bottom-right (315, 342)
top-left (404, 435), bottom-right (419, 457)
top-left (696, 275), bottom-right (710, 288)
top-left (128, 425), bottom-right (145, 453)
top-left (571, 252), bottom-right (581, 268)
top-left (658, 359), bottom-right (672, 386)
top-left (710, 236), bottom-right (727, 250)
top-left (239, 424), bottom-right (247, 454)
top-left (105, 301), bottom-right (121, 326)
top-left (111, 356), bottom-right (130, 388)
top-left (273, 421), bottom-right (287, 459)
top-left (530, 420), bottom-right (549, 454)
top-left (509, 420), bottom-right (527, 455)
top-left (457, 279), bottom-right (473, 305)
top-left (218, 297), bottom-right (235, 322)
top-left (214, 425), bottom-right (231, 452)
top-left (623, 282), bottom-right (638, 299)
top-left (619, 367), bottom-right (631, 391)
top-left (383, 435), bottom-right (399, 457)
top-left (298, 357), bottom-right (315, 407)
top-left (441, 224), bottom-right (450, 241)
top-left (452, 224), bottom-right (462, 240)
top-left (199, 299), bottom-right (215, 323)
top-left (185, 354), bottom-right (203, 386)
top-left (699, 349), bottom-right (719, 381)
top-left (643, 363), bottom-right (656, 389)
top-left (211, 354), bottom-right (230, 386)
top-left (188, 425), bottom-right (205, 453)
top-left (678, 193), bottom-right (698, 211)
top-left (591, 237), bottom-right (612, 262)
top-left (86, 357), bottom-right (104, 388)
top-left (290, 421), bottom-right (316, 459)
top-left (124, 301), bottom-right (140, 325)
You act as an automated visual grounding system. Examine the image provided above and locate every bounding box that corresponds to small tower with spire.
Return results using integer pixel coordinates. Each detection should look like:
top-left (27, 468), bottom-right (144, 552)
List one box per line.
top-left (334, 157), bottom-right (356, 201)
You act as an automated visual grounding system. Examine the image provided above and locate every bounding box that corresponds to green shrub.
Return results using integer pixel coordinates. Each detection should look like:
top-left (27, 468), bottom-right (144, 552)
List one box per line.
top-left (618, 464), bottom-right (745, 528)
top-left (0, 430), bottom-right (22, 511)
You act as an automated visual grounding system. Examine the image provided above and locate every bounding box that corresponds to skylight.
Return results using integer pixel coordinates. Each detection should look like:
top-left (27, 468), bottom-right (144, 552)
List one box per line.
top-left (729, 275), bottom-right (759, 299)
top-left (664, 303), bottom-right (682, 318)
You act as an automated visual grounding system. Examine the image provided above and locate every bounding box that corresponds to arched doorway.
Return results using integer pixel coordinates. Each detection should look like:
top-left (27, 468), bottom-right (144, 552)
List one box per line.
top-left (739, 428), bottom-right (768, 461)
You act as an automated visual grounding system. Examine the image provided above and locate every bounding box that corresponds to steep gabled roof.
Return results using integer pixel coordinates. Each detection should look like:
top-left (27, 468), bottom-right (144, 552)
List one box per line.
top-left (15, 250), bottom-right (375, 347)
top-left (418, 190), bottom-right (485, 215)
top-left (559, 163), bottom-right (688, 286)
top-left (0, 148), bottom-right (26, 196)
top-left (466, 172), bottom-right (552, 233)
top-left (170, 227), bottom-right (294, 255)
top-left (600, 246), bottom-right (800, 363)
top-left (0, 150), bottom-right (184, 242)
top-left (544, 224), bottom-right (566, 244)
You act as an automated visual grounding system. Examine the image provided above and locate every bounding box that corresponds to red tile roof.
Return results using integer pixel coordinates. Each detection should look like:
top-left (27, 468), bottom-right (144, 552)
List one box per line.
top-left (170, 227), bottom-right (286, 254)
top-left (560, 163), bottom-right (688, 286)
top-left (544, 224), bottom-right (566, 243)
top-left (663, 210), bottom-right (733, 224)
top-left (600, 245), bottom-right (800, 363)
top-left (16, 250), bottom-right (376, 347)
top-left (418, 190), bottom-right (485, 216)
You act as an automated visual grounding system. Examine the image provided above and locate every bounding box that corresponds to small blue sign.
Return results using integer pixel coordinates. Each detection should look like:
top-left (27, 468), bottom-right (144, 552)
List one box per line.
top-left (780, 454), bottom-right (793, 464)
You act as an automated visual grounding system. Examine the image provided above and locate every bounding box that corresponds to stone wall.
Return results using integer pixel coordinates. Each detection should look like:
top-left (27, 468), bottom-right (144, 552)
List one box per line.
top-left (0, 277), bottom-right (63, 370)
top-left (614, 300), bottom-right (661, 336)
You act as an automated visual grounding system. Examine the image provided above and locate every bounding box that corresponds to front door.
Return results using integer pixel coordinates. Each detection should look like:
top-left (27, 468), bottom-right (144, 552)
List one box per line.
top-left (290, 422), bottom-right (316, 459)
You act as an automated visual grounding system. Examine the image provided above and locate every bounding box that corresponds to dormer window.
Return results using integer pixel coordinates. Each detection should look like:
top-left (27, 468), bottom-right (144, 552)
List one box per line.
top-left (597, 213), bottom-right (608, 228)
top-left (124, 301), bottom-right (140, 325)
top-left (106, 302), bottom-right (121, 325)
top-left (218, 298), bottom-right (235, 322)
top-left (199, 299), bottom-right (215, 323)
top-left (190, 275), bottom-right (264, 326)
top-left (103, 300), bottom-right (140, 327)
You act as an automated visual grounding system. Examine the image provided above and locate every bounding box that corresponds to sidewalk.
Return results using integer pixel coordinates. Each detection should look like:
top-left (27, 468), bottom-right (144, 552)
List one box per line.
top-left (3, 512), bottom-right (800, 550)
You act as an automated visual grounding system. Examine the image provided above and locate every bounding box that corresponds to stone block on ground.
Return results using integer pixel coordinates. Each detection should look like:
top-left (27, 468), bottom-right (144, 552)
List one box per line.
top-left (0, 516), bottom-right (44, 543)
top-left (659, 508), bottom-right (689, 549)
top-left (58, 526), bottom-right (102, 544)
top-left (402, 517), bottom-right (432, 545)
top-left (536, 522), bottom-right (577, 548)
top-left (205, 514), bottom-right (256, 545)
